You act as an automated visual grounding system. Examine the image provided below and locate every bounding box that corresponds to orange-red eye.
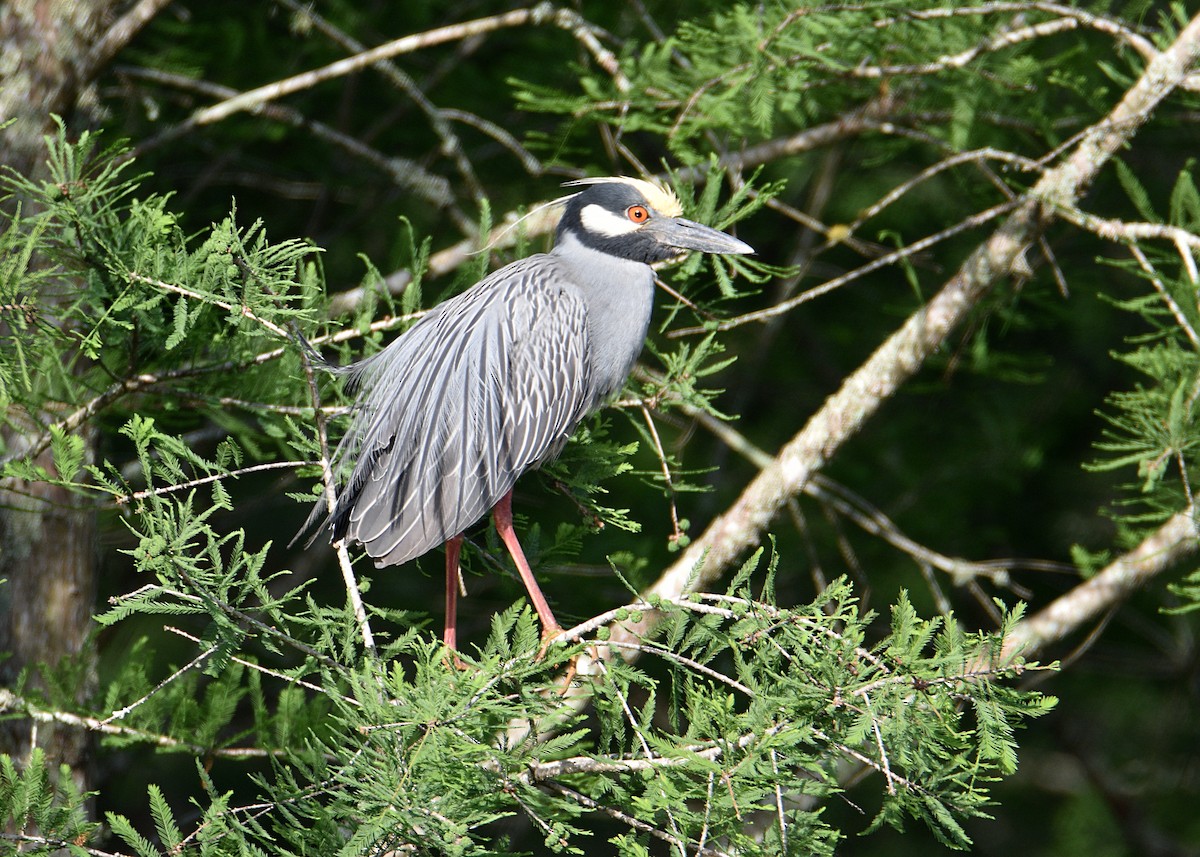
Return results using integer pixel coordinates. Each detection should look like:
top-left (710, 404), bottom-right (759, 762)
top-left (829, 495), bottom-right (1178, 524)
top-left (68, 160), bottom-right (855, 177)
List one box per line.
top-left (627, 205), bottom-right (650, 223)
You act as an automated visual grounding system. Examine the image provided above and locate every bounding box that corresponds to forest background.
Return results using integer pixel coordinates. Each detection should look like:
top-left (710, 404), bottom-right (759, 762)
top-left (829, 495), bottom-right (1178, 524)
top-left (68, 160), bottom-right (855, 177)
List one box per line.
top-left (0, 1), bottom-right (1198, 855)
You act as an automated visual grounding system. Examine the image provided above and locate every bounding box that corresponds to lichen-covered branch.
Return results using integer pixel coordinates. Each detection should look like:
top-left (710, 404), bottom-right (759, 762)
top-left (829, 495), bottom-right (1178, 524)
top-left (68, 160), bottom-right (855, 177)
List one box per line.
top-left (587, 11), bottom-right (1200, 668)
top-left (1002, 510), bottom-right (1200, 661)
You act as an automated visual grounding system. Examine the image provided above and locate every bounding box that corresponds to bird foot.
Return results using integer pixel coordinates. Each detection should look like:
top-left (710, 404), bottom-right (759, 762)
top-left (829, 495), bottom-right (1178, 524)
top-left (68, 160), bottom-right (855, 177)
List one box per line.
top-left (555, 655), bottom-right (579, 696)
top-left (535, 626), bottom-right (580, 695)
top-left (442, 648), bottom-right (472, 671)
top-left (535, 624), bottom-right (564, 662)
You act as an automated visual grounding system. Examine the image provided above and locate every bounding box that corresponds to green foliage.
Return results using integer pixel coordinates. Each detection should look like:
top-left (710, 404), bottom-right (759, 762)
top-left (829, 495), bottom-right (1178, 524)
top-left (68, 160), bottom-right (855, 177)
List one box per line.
top-left (0, 573), bottom-right (1050, 856)
top-left (1087, 164), bottom-right (1200, 545)
top-left (0, 751), bottom-right (98, 855)
top-left (9, 0), bottom-right (1197, 852)
top-left (516, 1), bottom-right (1096, 162)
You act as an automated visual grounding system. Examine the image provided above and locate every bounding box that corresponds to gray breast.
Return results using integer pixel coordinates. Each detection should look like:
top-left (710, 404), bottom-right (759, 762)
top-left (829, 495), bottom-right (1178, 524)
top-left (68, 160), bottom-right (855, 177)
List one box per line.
top-left (552, 231), bottom-right (656, 408)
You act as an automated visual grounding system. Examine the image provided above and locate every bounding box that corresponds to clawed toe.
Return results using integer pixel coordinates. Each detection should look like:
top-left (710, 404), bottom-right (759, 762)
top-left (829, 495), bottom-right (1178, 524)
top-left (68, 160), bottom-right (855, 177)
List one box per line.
top-left (536, 624), bottom-right (564, 662)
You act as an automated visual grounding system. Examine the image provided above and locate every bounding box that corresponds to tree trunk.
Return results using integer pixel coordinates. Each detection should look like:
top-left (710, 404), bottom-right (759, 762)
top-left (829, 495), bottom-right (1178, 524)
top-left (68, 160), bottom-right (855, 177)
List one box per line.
top-left (0, 0), bottom-right (123, 800)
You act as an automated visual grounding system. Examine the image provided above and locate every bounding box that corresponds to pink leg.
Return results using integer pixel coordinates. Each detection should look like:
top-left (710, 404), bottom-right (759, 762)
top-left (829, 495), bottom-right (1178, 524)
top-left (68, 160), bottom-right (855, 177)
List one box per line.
top-left (493, 490), bottom-right (562, 642)
top-left (444, 534), bottom-right (463, 653)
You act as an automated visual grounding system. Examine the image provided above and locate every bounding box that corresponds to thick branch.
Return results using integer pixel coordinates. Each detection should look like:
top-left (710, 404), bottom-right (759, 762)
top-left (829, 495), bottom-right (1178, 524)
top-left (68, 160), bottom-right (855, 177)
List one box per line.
top-left (82, 0), bottom-right (172, 78)
top-left (1002, 510), bottom-right (1199, 660)
top-left (587, 13), bottom-right (1200, 664)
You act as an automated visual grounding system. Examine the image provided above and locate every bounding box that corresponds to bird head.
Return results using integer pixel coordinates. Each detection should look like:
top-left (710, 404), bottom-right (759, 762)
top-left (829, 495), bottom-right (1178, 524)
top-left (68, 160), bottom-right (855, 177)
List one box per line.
top-left (556, 176), bottom-right (754, 264)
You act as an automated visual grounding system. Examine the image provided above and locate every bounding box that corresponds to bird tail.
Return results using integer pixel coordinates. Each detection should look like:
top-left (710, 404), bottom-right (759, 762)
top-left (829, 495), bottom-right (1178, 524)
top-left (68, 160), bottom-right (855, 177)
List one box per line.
top-left (288, 322), bottom-right (344, 374)
top-left (288, 497), bottom-right (333, 551)
top-left (287, 435), bottom-right (387, 551)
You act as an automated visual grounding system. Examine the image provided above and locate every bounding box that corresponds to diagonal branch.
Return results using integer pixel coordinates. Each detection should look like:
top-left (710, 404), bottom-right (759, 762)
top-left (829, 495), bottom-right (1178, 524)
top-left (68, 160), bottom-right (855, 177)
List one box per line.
top-left (81, 0), bottom-right (173, 79)
top-left (1001, 509), bottom-right (1199, 661)
top-left (508, 12), bottom-right (1200, 737)
top-left (179, 4), bottom-right (621, 132)
top-left (600, 9), bottom-right (1200, 651)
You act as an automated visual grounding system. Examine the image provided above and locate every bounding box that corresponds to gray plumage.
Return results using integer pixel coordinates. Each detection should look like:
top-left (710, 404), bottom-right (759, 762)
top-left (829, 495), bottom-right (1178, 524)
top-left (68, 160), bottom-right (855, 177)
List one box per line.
top-left (308, 177), bottom-right (753, 629)
top-left (331, 246), bottom-right (629, 566)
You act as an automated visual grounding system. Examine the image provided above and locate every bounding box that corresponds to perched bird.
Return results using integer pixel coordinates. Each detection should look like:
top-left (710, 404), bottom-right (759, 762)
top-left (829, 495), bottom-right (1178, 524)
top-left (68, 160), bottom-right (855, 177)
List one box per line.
top-left (309, 176), bottom-right (753, 654)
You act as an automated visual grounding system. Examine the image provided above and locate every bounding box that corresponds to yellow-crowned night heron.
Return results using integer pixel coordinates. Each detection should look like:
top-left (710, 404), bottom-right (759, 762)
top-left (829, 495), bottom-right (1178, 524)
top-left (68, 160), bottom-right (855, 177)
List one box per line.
top-left (311, 177), bottom-right (752, 653)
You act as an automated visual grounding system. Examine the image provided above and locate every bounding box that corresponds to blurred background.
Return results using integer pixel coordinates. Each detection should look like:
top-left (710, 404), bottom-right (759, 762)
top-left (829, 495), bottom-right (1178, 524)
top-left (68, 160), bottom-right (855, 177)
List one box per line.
top-left (1, 1), bottom-right (1198, 853)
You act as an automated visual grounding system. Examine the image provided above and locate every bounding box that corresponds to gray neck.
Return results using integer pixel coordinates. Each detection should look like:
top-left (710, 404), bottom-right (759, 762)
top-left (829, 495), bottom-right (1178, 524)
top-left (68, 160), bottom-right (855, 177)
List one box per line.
top-left (552, 231), bottom-right (656, 403)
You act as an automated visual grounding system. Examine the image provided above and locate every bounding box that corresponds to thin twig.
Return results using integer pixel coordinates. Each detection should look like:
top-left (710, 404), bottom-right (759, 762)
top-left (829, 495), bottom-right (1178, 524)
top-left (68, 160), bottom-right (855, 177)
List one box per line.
top-left (672, 199), bottom-right (1021, 336)
top-left (101, 646), bottom-right (213, 725)
top-left (847, 18), bottom-right (1080, 79)
top-left (276, 0), bottom-right (484, 202)
top-left (298, 340), bottom-right (376, 656)
top-left (127, 272), bottom-right (291, 338)
top-left (108, 582), bottom-right (344, 672)
top-left (0, 687), bottom-right (275, 758)
top-left (165, 625), bottom-right (352, 705)
top-left (771, 748), bottom-right (788, 850)
top-left (112, 460), bottom-right (315, 506)
top-left (591, 657), bottom-right (686, 851)
top-left (440, 108), bottom-right (547, 177)
top-left (874, 3), bottom-right (1159, 64)
top-left (0, 832), bottom-right (127, 857)
top-left (1127, 243), bottom-right (1200, 350)
top-left (862, 691), bottom-right (896, 796)
top-left (638, 404), bottom-right (684, 546)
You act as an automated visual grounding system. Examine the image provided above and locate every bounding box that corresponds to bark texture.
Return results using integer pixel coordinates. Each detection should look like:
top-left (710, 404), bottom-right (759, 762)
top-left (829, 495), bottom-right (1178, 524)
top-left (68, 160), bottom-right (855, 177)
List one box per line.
top-left (0, 0), bottom-right (122, 797)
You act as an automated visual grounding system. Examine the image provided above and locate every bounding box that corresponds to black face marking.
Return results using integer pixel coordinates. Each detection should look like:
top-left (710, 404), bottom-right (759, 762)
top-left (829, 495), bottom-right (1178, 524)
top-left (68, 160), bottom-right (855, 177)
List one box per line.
top-left (556, 183), bottom-right (679, 263)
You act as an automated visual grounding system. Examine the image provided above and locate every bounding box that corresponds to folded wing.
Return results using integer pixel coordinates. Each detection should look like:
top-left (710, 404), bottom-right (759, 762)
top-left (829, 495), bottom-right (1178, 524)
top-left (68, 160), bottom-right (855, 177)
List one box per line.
top-left (328, 255), bottom-right (591, 567)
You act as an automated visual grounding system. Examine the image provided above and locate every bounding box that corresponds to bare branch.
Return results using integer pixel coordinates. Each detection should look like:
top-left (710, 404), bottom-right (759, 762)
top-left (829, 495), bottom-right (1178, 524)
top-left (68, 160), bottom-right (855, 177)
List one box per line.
top-left (532, 10), bottom-right (1200, 728)
top-left (0, 686), bottom-right (275, 758)
top-left (852, 17), bottom-right (1080, 79)
top-left (1056, 206), bottom-right (1200, 288)
top-left (176, 4), bottom-right (624, 138)
top-left (188, 7), bottom-right (548, 127)
top-left (107, 583), bottom-right (344, 673)
top-left (165, 625), bottom-right (350, 705)
top-left (111, 460), bottom-right (314, 506)
top-left (875, 3), bottom-right (1160, 64)
top-left (1002, 509), bottom-right (1200, 660)
top-left (1127, 243), bottom-right (1200, 351)
top-left (680, 397), bottom-right (1056, 591)
top-left (0, 831), bottom-right (128, 857)
top-left (100, 645), bottom-right (212, 725)
top-left (440, 108), bottom-right (547, 177)
top-left (82, 0), bottom-right (172, 78)
top-left (275, 0), bottom-right (485, 202)
top-left (120, 65), bottom-right (453, 209)
top-left (127, 272), bottom-right (291, 338)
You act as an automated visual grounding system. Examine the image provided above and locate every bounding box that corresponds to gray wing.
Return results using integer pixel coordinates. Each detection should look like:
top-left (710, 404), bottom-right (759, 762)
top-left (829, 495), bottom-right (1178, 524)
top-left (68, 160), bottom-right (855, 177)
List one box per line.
top-left (328, 255), bottom-right (591, 567)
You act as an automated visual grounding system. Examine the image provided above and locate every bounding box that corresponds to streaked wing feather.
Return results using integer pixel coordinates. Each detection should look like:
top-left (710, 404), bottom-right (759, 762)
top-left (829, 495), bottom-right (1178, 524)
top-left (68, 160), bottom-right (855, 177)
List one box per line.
top-left (328, 255), bottom-right (590, 567)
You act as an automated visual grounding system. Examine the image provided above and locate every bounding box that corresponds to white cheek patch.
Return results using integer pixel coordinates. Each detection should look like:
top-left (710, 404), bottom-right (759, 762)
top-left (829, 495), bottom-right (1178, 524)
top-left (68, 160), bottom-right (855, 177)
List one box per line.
top-left (580, 203), bottom-right (641, 238)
